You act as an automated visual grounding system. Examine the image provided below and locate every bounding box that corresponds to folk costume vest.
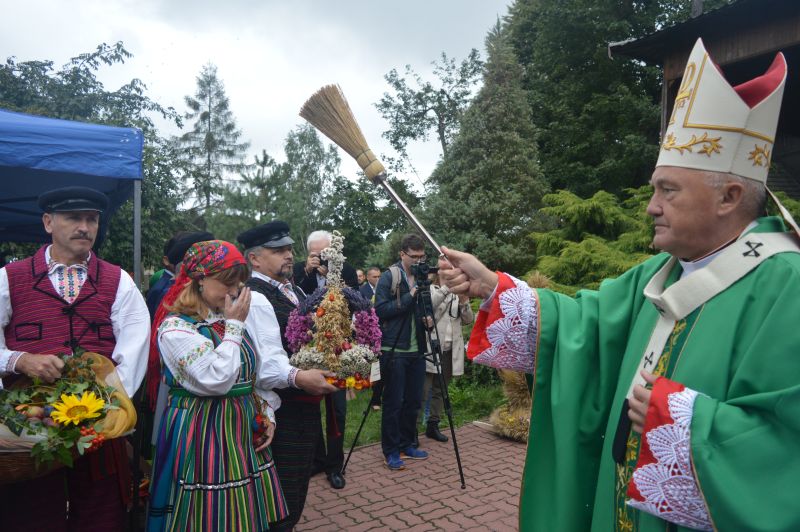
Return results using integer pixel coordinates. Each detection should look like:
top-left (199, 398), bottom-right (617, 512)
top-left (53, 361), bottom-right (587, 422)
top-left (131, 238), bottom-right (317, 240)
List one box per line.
top-left (4, 246), bottom-right (129, 505)
top-left (5, 245), bottom-right (120, 358)
top-left (245, 277), bottom-right (320, 404)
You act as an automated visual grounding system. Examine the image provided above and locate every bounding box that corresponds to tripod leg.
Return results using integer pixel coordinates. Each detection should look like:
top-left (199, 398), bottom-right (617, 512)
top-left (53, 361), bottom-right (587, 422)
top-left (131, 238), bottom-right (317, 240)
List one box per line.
top-left (436, 361), bottom-right (467, 489)
top-left (341, 398), bottom-right (373, 475)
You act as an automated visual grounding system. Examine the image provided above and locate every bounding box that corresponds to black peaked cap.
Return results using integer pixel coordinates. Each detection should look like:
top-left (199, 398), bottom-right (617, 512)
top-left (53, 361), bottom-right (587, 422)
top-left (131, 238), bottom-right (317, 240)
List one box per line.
top-left (38, 186), bottom-right (110, 213)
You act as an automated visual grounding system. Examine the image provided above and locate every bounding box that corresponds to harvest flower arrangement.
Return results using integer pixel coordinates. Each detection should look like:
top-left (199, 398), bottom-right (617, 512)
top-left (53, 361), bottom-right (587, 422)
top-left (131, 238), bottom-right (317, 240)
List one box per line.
top-left (0, 351), bottom-right (136, 479)
top-left (286, 231), bottom-right (380, 390)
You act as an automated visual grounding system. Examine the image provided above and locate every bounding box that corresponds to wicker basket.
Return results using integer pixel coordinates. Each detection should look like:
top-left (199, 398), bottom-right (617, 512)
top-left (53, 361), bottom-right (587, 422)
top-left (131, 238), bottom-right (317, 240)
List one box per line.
top-left (0, 352), bottom-right (136, 484)
top-left (0, 450), bottom-right (68, 485)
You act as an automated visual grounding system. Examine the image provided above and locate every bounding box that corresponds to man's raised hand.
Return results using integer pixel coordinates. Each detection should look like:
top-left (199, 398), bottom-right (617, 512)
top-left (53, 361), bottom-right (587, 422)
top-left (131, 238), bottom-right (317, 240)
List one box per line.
top-left (438, 247), bottom-right (499, 299)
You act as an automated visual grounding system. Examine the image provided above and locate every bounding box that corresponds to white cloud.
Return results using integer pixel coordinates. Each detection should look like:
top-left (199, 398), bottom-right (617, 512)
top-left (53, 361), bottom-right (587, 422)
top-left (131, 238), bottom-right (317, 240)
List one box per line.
top-left (1, 0), bottom-right (509, 190)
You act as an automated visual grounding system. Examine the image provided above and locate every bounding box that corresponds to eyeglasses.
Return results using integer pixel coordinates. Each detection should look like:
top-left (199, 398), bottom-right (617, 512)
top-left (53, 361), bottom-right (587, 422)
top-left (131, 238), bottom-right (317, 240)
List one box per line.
top-left (402, 251), bottom-right (427, 261)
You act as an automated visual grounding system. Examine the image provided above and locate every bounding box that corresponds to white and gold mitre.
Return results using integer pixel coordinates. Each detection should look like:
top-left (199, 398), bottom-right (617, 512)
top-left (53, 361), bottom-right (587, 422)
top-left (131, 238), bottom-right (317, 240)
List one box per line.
top-left (656, 38), bottom-right (787, 184)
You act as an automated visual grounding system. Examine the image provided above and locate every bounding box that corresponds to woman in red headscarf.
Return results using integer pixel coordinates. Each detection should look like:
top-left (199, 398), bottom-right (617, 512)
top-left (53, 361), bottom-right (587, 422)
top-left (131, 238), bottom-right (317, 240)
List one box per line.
top-left (147, 240), bottom-right (287, 531)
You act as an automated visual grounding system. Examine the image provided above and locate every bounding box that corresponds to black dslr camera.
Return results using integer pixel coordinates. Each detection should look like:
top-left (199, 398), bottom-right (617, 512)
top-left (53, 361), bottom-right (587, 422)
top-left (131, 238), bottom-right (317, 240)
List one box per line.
top-left (411, 262), bottom-right (438, 283)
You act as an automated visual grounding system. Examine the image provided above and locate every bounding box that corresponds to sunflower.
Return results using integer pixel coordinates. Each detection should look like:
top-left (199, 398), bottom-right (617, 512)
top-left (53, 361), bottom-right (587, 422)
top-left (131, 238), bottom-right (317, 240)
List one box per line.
top-left (51, 392), bottom-right (105, 426)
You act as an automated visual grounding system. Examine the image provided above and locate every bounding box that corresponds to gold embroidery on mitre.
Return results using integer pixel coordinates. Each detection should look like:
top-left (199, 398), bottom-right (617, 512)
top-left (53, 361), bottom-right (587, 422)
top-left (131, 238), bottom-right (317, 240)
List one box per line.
top-left (662, 132), bottom-right (722, 156)
top-left (669, 62), bottom-right (697, 125)
top-left (748, 144), bottom-right (771, 167)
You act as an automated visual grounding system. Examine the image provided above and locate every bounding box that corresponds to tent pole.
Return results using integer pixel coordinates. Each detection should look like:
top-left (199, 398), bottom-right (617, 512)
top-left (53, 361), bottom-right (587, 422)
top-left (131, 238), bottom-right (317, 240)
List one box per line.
top-left (131, 178), bottom-right (144, 530)
top-left (133, 180), bottom-right (142, 288)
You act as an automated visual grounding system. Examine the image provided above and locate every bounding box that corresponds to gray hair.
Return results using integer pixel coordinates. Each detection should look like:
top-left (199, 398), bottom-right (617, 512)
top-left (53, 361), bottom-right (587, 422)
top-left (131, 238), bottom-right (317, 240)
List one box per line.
top-left (704, 171), bottom-right (766, 219)
top-left (306, 230), bottom-right (332, 249)
top-left (244, 246), bottom-right (263, 263)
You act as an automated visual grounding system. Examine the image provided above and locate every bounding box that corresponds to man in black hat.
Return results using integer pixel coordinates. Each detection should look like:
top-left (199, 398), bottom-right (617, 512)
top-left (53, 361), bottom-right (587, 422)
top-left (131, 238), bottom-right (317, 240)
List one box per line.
top-left (0, 186), bottom-right (150, 531)
top-left (145, 230), bottom-right (214, 319)
top-left (238, 220), bottom-right (338, 532)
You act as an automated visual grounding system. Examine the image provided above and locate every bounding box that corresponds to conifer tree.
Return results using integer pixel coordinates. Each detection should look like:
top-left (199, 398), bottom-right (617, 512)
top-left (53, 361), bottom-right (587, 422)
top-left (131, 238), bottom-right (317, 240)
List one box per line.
top-left (424, 22), bottom-right (547, 274)
top-left (179, 63), bottom-right (249, 210)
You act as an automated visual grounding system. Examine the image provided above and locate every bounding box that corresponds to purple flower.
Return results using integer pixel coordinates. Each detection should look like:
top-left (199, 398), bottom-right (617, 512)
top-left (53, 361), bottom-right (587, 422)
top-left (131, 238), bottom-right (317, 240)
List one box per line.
top-left (354, 309), bottom-right (382, 353)
top-left (286, 309), bottom-right (314, 353)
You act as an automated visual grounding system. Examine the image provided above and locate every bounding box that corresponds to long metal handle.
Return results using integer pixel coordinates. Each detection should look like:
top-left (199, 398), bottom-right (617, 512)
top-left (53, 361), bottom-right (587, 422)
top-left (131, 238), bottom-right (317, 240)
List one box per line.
top-left (371, 172), bottom-right (443, 256)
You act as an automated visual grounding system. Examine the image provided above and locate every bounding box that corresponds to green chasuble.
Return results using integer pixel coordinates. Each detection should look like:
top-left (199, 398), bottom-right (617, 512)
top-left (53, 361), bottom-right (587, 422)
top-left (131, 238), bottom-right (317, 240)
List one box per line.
top-left (470, 217), bottom-right (800, 531)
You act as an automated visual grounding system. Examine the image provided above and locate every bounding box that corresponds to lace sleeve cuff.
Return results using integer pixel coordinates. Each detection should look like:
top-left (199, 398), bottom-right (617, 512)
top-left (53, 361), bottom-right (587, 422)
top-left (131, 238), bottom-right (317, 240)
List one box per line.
top-left (223, 320), bottom-right (244, 345)
top-left (1, 351), bottom-right (23, 375)
top-left (466, 272), bottom-right (537, 374)
top-left (287, 367), bottom-right (299, 388)
top-left (626, 378), bottom-right (712, 531)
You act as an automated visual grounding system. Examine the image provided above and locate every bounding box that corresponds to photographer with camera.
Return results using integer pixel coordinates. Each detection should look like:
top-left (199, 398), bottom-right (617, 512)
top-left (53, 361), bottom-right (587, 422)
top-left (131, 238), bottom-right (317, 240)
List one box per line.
top-left (292, 230), bottom-right (359, 295)
top-left (374, 234), bottom-right (432, 471)
top-left (419, 273), bottom-right (474, 443)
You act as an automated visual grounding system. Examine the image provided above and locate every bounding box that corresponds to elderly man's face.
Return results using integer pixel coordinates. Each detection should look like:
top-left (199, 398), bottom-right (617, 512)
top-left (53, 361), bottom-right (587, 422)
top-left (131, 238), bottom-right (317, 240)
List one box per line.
top-left (646, 166), bottom-right (722, 260)
top-left (43, 211), bottom-right (99, 261)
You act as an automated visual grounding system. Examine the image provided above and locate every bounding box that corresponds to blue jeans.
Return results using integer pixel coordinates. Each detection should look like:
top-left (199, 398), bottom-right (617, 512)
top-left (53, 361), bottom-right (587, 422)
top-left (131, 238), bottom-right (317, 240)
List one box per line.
top-left (380, 351), bottom-right (426, 456)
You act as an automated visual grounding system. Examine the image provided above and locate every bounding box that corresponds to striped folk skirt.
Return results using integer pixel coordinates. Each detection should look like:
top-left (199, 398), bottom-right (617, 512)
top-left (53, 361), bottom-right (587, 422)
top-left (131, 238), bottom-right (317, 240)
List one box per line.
top-left (147, 384), bottom-right (288, 531)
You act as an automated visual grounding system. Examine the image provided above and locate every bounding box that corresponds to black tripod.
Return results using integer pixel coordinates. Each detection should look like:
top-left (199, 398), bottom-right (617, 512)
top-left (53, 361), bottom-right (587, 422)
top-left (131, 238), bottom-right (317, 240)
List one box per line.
top-left (343, 270), bottom-right (466, 489)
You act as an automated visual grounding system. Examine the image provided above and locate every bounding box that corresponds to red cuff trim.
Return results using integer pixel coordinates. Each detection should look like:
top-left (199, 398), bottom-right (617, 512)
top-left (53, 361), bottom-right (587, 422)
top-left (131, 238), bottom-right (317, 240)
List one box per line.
top-left (627, 377), bottom-right (685, 502)
top-left (467, 272), bottom-right (514, 360)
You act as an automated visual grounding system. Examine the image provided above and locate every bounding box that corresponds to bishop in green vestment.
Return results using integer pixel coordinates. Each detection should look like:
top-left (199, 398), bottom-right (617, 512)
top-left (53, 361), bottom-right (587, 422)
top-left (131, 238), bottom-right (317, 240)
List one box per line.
top-left (439, 39), bottom-right (800, 531)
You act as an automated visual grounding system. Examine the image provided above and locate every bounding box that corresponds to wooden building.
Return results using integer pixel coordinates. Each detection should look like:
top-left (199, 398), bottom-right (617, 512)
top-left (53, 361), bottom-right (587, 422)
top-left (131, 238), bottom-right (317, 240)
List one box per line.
top-left (610, 0), bottom-right (800, 196)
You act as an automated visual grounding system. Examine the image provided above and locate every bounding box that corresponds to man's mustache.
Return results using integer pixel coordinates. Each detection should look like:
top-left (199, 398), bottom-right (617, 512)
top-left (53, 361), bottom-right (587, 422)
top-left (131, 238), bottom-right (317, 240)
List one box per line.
top-left (72, 234), bottom-right (92, 241)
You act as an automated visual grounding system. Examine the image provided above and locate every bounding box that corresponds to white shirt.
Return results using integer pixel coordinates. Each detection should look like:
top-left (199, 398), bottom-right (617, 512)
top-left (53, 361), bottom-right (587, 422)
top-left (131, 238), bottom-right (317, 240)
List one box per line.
top-left (244, 271), bottom-right (300, 413)
top-left (0, 246), bottom-right (150, 396)
top-left (157, 314), bottom-right (276, 422)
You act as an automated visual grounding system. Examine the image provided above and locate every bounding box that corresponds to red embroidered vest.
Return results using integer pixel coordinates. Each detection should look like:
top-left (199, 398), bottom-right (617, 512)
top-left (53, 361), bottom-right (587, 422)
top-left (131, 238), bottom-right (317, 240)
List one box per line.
top-left (5, 246), bottom-right (121, 358)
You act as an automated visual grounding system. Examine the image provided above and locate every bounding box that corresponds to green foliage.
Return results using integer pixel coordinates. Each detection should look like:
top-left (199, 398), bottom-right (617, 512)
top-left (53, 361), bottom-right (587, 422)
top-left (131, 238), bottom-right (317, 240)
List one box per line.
top-left (101, 138), bottom-right (198, 271)
top-left (375, 49), bottom-right (483, 172)
top-left (506, 0), bottom-right (672, 196)
top-left (0, 42), bottom-right (177, 131)
top-left (179, 63), bottom-right (250, 211)
top-left (0, 355), bottom-right (115, 468)
top-left (530, 186), bottom-right (656, 290)
top-left (206, 149), bottom-right (283, 243)
top-left (0, 42), bottom-right (187, 271)
top-left (769, 190), bottom-right (800, 222)
top-left (423, 23), bottom-right (547, 274)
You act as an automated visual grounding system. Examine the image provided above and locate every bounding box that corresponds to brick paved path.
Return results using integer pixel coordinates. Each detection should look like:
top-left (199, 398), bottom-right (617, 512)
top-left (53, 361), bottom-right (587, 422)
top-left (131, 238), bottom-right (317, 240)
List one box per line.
top-left (296, 422), bottom-right (526, 531)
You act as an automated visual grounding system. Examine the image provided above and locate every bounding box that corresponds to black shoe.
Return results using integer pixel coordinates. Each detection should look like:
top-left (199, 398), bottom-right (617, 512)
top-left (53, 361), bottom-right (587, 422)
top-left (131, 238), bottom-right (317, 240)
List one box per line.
top-left (327, 472), bottom-right (346, 489)
top-left (426, 422), bottom-right (448, 442)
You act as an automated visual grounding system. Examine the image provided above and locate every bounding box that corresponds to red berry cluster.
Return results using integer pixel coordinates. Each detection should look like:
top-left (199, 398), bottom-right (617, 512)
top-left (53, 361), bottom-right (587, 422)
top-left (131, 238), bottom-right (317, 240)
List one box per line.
top-left (79, 426), bottom-right (105, 453)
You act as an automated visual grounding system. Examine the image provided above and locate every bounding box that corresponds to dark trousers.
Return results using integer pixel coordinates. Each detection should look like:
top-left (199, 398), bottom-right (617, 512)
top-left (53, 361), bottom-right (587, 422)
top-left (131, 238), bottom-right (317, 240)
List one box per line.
top-left (313, 389), bottom-right (346, 474)
top-left (369, 379), bottom-right (383, 406)
top-left (380, 351), bottom-right (426, 456)
top-left (0, 441), bottom-right (126, 532)
top-left (269, 400), bottom-right (322, 532)
top-left (421, 348), bottom-right (453, 424)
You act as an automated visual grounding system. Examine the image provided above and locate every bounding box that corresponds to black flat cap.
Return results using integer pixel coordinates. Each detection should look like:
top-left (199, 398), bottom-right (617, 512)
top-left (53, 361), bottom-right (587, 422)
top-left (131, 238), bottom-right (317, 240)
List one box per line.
top-left (166, 231), bottom-right (215, 265)
top-left (237, 220), bottom-right (294, 249)
top-left (38, 186), bottom-right (110, 213)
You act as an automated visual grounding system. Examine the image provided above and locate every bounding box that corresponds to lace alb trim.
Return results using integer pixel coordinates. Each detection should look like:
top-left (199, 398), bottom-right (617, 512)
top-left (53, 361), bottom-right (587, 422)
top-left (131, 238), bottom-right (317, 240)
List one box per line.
top-left (627, 388), bottom-right (712, 531)
top-left (473, 275), bottom-right (536, 373)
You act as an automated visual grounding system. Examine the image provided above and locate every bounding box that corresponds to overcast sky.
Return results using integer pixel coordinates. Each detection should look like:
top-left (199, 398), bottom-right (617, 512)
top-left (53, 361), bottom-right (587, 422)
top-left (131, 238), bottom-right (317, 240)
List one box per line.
top-left (1, 0), bottom-right (511, 192)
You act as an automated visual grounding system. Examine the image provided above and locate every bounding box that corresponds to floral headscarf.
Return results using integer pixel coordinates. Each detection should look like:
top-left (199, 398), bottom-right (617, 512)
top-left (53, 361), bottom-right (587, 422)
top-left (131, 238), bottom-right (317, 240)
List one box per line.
top-left (146, 240), bottom-right (246, 408)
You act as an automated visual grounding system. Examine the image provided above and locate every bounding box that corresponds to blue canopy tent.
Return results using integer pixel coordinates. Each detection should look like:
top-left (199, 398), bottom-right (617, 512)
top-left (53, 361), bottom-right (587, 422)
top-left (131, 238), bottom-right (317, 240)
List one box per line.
top-left (0, 108), bottom-right (144, 285)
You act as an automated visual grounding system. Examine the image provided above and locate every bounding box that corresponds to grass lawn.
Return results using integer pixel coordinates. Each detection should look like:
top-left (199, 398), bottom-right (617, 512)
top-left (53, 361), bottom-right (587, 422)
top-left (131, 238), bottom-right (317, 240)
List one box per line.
top-left (325, 378), bottom-right (505, 451)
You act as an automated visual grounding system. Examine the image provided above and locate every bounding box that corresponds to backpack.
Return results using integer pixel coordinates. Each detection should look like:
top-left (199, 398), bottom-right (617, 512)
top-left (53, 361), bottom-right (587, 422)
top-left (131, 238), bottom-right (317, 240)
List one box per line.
top-left (388, 265), bottom-right (403, 308)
